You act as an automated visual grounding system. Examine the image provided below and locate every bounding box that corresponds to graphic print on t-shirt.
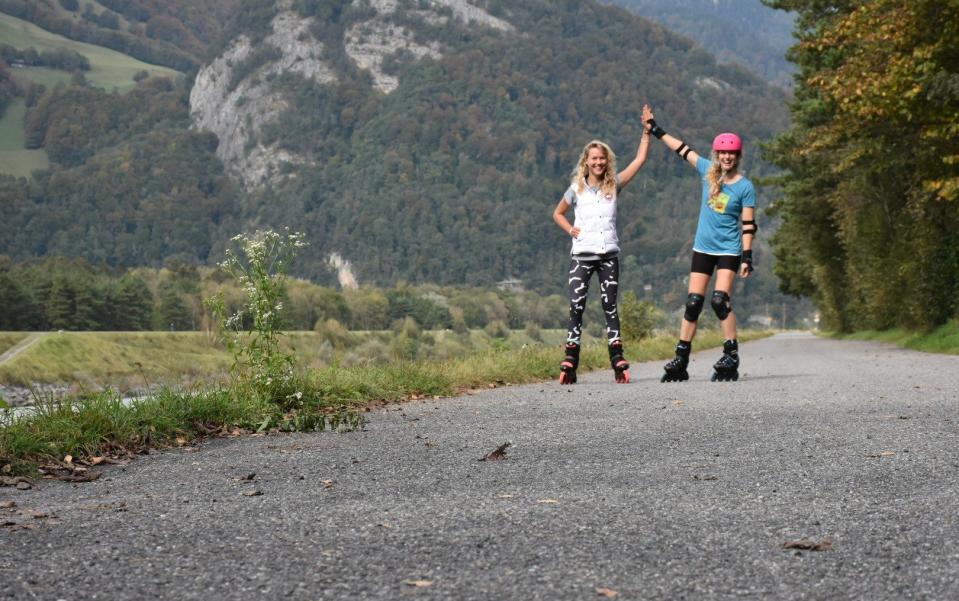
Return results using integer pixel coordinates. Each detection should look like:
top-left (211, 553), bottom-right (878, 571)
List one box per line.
top-left (708, 192), bottom-right (730, 214)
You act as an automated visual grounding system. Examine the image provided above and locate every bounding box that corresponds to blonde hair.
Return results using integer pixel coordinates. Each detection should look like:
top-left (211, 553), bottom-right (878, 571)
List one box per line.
top-left (572, 140), bottom-right (617, 196)
top-left (706, 150), bottom-right (742, 199)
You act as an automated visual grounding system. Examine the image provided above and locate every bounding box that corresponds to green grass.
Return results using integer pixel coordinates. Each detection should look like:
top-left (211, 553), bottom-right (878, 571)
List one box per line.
top-left (0, 12), bottom-right (181, 92)
top-left (828, 319), bottom-right (959, 354)
top-left (0, 331), bottom-right (231, 388)
top-left (0, 98), bottom-right (50, 176)
top-left (0, 333), bottom-right (29, 356)
top-left (0, 11), bottom-right (181, 177)
top-left (0, 329), bottom-right (773, 473)
top-left (0, 328), bottom-right (771, 389)
top-left (0, 98), bottom-right (28, 151)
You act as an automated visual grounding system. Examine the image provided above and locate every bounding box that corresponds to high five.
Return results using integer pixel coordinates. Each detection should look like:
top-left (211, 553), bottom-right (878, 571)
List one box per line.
top-left (644, 106), bottom-right (756, 382)
top-left (552, 110), bottom-right (651, 384)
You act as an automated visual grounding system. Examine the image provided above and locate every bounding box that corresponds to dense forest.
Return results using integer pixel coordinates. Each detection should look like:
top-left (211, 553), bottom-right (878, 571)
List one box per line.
top-left (0, 254), bottom-right (578, 335)
top-left (761, 0), bottom-right (959, 331)
top-left (0, 0), bottom-right (809, 327)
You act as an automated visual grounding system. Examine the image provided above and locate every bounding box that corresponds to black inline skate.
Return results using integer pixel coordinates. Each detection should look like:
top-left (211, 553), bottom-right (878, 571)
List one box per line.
top-left (711, 339), bottom-right (740, 382)
top-left (661, 341), bottom-right (690, 383)
top-left (608, 340), bottom-right (630, 383)
top-left (559, 343), bottom-right (580, 385)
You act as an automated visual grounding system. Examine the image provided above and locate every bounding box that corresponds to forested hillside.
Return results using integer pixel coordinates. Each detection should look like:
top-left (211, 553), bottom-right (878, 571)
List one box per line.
top-left (0, 0), bottom-right (239, 69)
top-left (0, 0), bottom-right (799, 324)
top-left (604, 0), bottom-right (795, 88)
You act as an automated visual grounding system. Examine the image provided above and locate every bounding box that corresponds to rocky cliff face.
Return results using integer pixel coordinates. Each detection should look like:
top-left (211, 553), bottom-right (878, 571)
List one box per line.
top-left (190, 0), bottom-right (514, 190)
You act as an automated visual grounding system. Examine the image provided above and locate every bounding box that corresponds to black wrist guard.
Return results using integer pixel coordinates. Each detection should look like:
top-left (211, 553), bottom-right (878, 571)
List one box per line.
top-left (647, 118), bottom-right (666, 139)
top-left (741, 250), bottom-right (754, 273)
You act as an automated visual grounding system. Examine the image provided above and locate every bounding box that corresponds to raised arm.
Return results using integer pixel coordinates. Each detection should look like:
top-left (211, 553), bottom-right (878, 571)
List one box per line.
top-left (644, 105), bottom-right (700, 168)
top-left (617, 107), bottom-right (651, 189)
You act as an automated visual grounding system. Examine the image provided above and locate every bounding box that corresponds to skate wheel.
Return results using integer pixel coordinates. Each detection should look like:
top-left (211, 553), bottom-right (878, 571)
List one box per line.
top-left (559, 372), bottom-right (576, 385)
top-left (616, 370), bottom-right (630, 384)
top-left (710, 372), bottom-right (719, 382)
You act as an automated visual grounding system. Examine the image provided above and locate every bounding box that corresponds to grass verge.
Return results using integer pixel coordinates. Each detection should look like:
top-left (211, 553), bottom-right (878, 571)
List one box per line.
top-left (826, 319), bottom-right (959, 354)
top-left (0, 333), bottom-right (29, 356)
top-left (0, 330), bottom-right (772, 476)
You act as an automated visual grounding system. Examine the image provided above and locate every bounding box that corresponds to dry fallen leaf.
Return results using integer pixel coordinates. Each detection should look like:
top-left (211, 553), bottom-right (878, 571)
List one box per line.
top-left (0, 500), bottom-right (16, 509)
top-left (242, 490), bottom-right (263, 497)
top-left (865, 451), bottom-right (896, 458)
top-left (321, 479), bottom-right (334, 489)
top-left (672, 399), bottom-right (684, 406)
top-left (402, 579), bottom-right (434, 587)
top-left (479, 442), bottom-right (511, 461)
top-left (496, 494), bottom-right (514, 499)
top-left (596, 587), bottom-right (619, 598)
top-left (232, 473), bottom-right (257, 482)
top-left (63, 455), bottom-right (73, 464)
top-left (782, 538), bottom-right (833, 551)
top-left (536, 499), bottom-right (560, 504)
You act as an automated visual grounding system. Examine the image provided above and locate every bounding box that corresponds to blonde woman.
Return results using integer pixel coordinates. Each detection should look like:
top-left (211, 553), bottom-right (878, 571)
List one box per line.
top-left (552, 108), bottom-right (651, 384)
top-left (644, 106), bottom-right (757, 382)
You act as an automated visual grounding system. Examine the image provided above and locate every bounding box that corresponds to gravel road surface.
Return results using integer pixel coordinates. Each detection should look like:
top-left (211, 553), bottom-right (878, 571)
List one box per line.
top-left (2, 332), bottom-right (958, 600)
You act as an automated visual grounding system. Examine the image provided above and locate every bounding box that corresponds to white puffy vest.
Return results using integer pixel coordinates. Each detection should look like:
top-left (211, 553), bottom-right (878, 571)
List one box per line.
top-left (570, 183), bottom-right (620, 255)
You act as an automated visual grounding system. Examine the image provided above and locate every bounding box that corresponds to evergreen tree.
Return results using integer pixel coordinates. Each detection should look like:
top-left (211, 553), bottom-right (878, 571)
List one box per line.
top-left (112, 275), bottom-right (154, 330)
top-left (157, 283), bottom-right (192, 331)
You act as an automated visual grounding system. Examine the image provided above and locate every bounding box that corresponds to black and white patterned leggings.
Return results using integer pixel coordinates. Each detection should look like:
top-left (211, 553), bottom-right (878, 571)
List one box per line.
top-left (565, 256), bottom-right (621, 345)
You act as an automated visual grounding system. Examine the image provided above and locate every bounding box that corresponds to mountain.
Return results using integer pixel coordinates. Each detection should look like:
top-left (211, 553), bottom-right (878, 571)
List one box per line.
top-left (0, 0), bottom-right (239, 69)
top-left (2, 0), bottom-right (792, 316)
top-left (602, 0), bottom-right (796, 88)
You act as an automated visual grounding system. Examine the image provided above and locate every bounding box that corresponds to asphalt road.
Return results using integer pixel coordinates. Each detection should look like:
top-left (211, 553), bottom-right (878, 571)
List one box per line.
top-left (2, 332), bottom-right (958, 600)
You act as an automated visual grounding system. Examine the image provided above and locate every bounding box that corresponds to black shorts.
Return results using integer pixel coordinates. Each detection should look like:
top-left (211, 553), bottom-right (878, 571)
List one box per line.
top-left (690, 251), bottom-right (741, 275)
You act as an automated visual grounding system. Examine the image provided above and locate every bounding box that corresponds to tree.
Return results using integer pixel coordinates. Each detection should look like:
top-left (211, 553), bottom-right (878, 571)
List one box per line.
top-left (112, 275), bottom-right (154, 330)
top-left (762, 0), bottom-right (959, 331)
top-left (157, 283), bottom-right (192, 330)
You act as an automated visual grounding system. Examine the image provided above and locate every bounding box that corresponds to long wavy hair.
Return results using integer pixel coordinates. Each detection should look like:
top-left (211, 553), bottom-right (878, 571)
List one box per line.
top-left (572, 140), bottom-right (617, 196)
top-left (706, 151), bottom-right (742, 199)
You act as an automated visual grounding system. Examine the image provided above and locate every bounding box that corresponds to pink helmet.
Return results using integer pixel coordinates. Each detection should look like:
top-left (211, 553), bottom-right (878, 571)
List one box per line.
top-left (713, 133), bottom-right (742, 153)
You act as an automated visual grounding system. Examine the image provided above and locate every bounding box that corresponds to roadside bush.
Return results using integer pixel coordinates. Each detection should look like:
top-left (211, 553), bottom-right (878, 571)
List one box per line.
top-left (620, 292), bottom-right (664, 342)
top-left (484, 320), bottom-right (509, 339)
top-left (314, 318), bottom-right (351, 350)
top-left (205, 229), bottom-right (306, 406)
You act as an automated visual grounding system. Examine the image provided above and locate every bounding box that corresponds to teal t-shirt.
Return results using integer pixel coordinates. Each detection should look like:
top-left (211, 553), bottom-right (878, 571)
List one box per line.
top-left (693, 157), bottom-right (756, 255)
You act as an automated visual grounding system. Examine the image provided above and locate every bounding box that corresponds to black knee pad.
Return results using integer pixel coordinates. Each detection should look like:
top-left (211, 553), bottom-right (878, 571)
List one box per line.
top-left (711, 290), bottom-right (732, 320)
top-left (684, 293), bottom-right (705, 322)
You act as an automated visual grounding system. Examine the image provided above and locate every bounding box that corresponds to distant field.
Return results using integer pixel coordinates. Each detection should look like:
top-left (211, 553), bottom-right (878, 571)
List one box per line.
top-left (0, 329), bottom-right (568, 389)
top-left (0, 98), bottom-right (49, 177)
top-left (0, 12), bottom-right (181, 92)
top-left (0, 333), bottom-right (28, 356)
top-left (0, 328), bottom-right (772, 391)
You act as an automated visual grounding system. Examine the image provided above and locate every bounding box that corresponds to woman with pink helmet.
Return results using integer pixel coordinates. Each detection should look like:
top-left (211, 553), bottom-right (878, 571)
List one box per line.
top-left (643, 106), bottom-right (757, 382)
